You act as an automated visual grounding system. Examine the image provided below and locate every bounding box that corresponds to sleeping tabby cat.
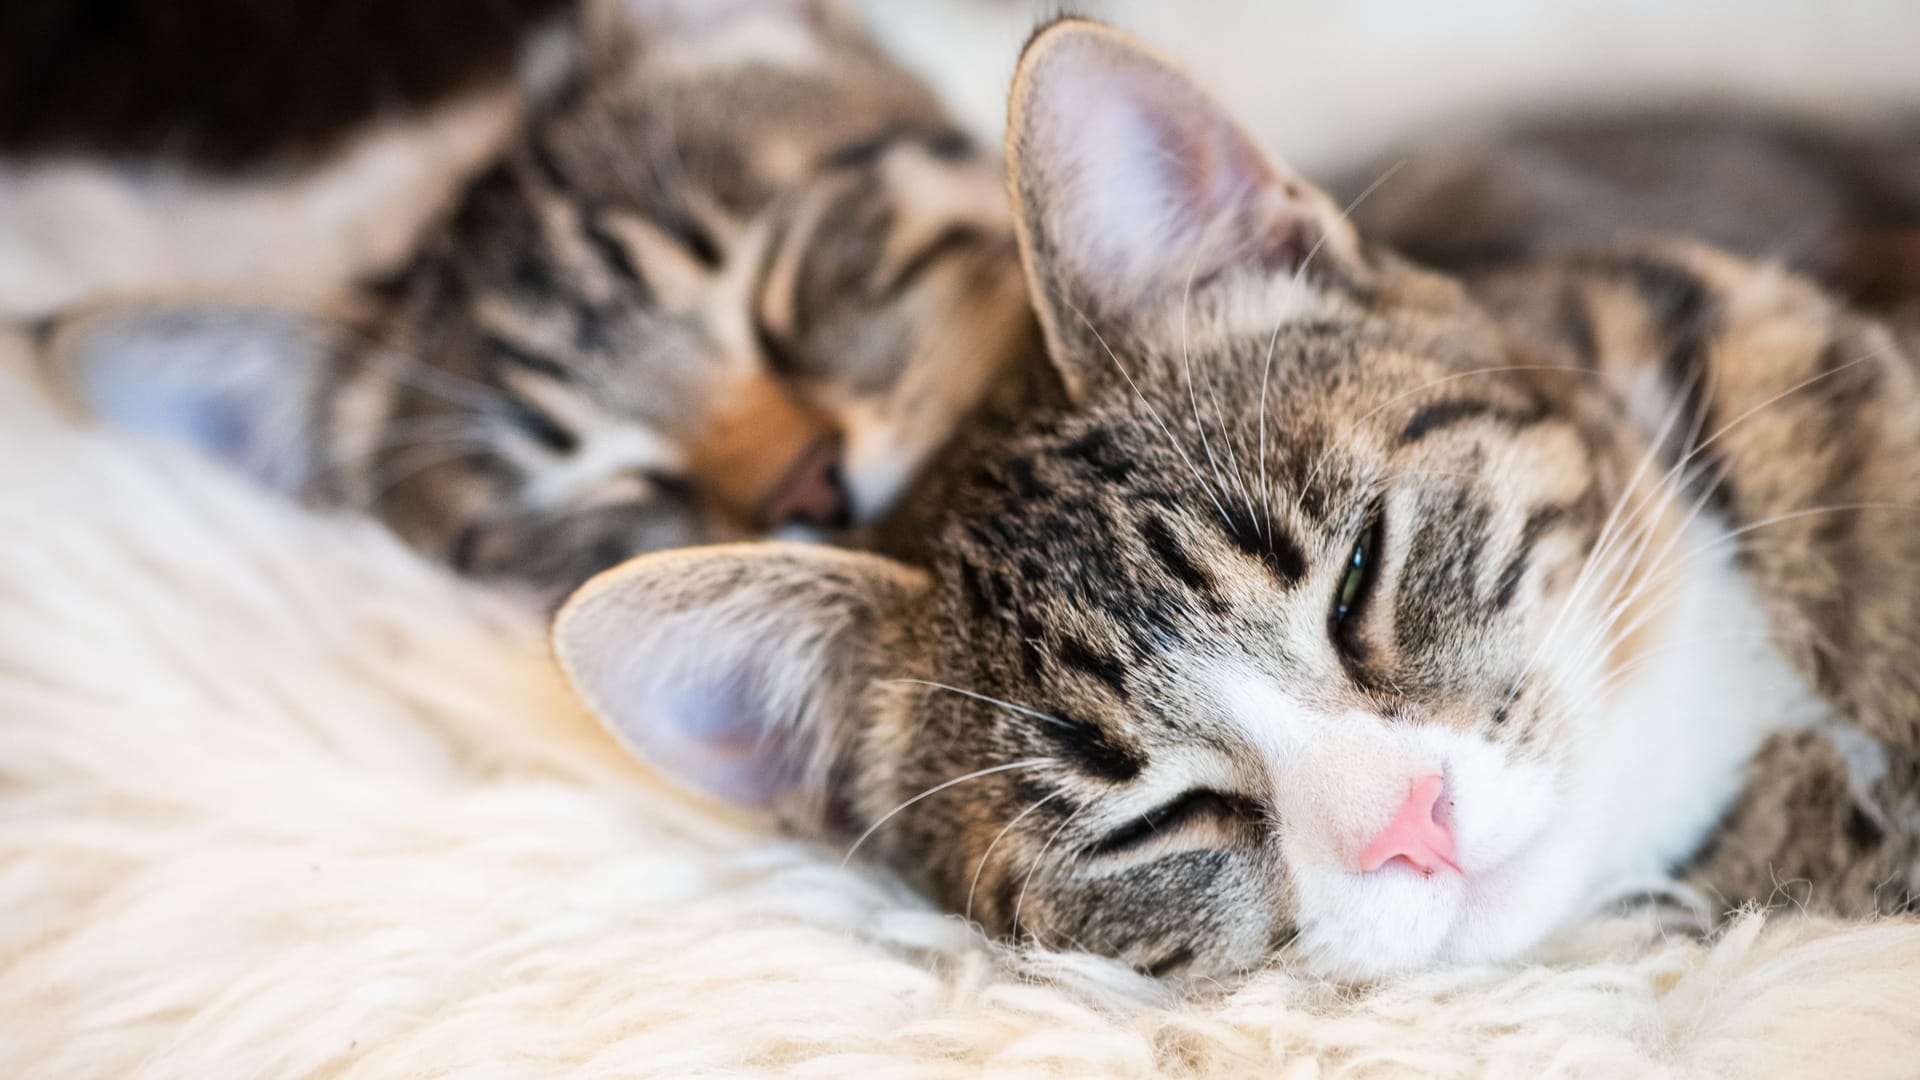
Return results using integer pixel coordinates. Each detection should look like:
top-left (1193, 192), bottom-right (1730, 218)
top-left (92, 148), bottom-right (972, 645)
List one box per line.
top-left (33, 0), bottom-right (1036, 598)
top-left (555, 19), bottom-right (1920, 980)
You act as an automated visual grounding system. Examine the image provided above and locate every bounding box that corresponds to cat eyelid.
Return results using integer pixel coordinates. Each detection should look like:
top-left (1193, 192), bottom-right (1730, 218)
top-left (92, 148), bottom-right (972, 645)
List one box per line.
top-left (1329, 505), bottom-right (1387, 662)
top-left (501, 395), bottom-right (579, 456)
top-left (1083, 789), bottom-right (1265, 859)
top-left (876, 224), bottom-right (982, 299)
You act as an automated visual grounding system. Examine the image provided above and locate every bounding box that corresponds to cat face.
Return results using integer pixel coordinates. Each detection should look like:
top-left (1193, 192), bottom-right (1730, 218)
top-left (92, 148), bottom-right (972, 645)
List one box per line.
top-left (555, 20), bottom-right (1662, 979)
top-left (41, 0), bottom-right (1036, 597)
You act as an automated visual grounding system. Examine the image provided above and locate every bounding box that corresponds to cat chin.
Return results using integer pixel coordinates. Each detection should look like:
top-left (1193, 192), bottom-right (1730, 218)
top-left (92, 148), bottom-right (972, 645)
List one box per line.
top-left (1287, 817), bottom-right (1583, 979)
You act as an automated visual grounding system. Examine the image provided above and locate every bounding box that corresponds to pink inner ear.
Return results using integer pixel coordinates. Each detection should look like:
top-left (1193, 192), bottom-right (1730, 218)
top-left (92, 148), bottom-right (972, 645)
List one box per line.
top-left (634, 670), bottom-right (810, 811)
top-left (1026, 31), bottom-right (1303, 303)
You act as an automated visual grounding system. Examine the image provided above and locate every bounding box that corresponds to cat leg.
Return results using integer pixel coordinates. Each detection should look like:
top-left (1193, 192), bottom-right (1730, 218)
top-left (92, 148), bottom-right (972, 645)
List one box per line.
top-left (1683, 726), bottom-right (1920, 921)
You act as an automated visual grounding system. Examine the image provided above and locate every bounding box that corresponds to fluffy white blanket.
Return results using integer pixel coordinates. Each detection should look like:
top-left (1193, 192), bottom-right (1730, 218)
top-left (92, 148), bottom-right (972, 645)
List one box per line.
top-left (6, 328), bottom-right (1920, 1078)
top-left (9, 2), bottom-right (1920, 1071)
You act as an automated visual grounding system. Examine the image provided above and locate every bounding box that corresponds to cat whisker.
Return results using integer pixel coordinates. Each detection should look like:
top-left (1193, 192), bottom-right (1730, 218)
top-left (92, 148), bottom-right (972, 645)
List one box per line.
top-left (966, 791), bottom-right (1063, 925)
top-left (1514, 371), bottom-right (1703, 708)
top-left (308, 425), bottom-right (500, 490)
top-left (839, 757), bottom-right (1059, 867)
top-left (881, 678), bottom-right (1076, 731)
top-left (1178, 250), bottom-right (1263, 537)
top-left (1567, 342), bottom-right (1888, 683)
top-left (1289, 157), bottom-right (1406, 291)
top-left (1066, 301), bottom-right (1236, 528)
top-left (362, 440), bottom-right (500, 505)
top-left (1178, 258), bottom-right (1244, 528)
top-left (1012, 804), bottom-right (1086, 946)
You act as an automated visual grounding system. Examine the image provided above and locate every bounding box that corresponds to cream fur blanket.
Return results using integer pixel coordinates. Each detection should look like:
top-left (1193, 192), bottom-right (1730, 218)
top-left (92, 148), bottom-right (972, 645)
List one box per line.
top-left (9, 2), bottom-right (1920, 1072)
top-left (6, 334), bottom-right (1920, 1078)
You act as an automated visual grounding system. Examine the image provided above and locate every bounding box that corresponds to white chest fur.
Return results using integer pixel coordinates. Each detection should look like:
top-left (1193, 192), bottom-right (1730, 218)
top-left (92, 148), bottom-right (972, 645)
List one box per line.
top-left (1571, 513), bottom-right (1828, 904)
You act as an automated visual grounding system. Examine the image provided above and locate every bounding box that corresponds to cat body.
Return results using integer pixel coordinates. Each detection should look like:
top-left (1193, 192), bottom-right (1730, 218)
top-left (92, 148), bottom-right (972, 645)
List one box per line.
top-left (555, 19), bottom-right (1920, 981)
top-left (36, 0), bottom-right (1037, 598)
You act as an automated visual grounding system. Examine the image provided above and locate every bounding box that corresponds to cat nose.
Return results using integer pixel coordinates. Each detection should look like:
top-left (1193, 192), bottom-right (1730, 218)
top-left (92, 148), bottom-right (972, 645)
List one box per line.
top-left (1357, 775), bottom-right (1460, 876)
top-left (759, 436), bottom-right (851, 529)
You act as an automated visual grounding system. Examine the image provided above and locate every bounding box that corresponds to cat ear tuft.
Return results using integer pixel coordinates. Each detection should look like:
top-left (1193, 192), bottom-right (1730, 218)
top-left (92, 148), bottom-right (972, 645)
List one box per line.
top-left (38, 303), bottom-right (338, 494)
top-left (1004, 19), bottom-right (1361, 396)
top-left (553, 542), bottom-right (925, 829)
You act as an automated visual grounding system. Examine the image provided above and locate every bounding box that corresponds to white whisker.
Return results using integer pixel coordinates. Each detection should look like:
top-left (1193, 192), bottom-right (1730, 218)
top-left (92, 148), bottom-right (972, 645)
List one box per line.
top-left (840, 757), bottom-right (1058, 867)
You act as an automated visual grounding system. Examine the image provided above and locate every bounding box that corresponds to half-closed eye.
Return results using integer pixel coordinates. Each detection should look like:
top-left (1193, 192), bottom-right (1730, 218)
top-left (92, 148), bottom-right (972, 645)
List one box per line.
top-left (1085, 789), bottom-right (1266, 858)
top-left (877, 224), bottom-right (982, 299)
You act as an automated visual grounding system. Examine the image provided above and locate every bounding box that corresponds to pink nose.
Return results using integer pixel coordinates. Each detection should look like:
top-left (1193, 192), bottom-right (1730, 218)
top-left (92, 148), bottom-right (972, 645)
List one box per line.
top-left (758, 437), bottom-right (851, 530)
top-left (1357, 775), bottom-right (1460, 876)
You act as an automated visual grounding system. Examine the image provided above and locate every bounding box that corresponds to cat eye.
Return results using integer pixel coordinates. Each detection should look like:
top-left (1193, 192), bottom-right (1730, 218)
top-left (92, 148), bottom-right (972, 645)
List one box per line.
top-left (1331, 512), bottom-right (1384, 641)
top-left (1086, 789), bottom-right (1263, 858)
top-left (505, 398), bottom-right (579, 456)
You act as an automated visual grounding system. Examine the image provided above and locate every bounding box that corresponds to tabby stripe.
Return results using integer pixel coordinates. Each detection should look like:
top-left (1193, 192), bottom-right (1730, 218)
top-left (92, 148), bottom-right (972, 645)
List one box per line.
top-left (1056, 636), bottom-right (1130, 700)
top-left (526, 137), bottom-right (572, 193)
top-left (579, 215), bottom-right (648, 293)
top-left (650, 203), bottom-right (724, 269)
top-left (484, 333), bottom-right (572, 382)
top-left (1139, 515), bottom-right (1214, 594)
top-left (1057, 427), bottom-right (1137, 484)
top-left (1043, 713), bottom-right (1144, 783)
top-left (509, 253), bottom-right (557, 300)
top-left (879, 224), bottom-right (980, 298)
top-left (1556, 284), bottom-right (1599, 369)
top-left (822, 126), bottom-right (976, 172)
top-left (1493, 503), bottom-right (1569, 610)
top-left (572, 299), bottom-right (614, 353)
top-left (1400, 398), bottom-right (1544, 444)
top-left (1223, 504), bottom-right (1307, 585)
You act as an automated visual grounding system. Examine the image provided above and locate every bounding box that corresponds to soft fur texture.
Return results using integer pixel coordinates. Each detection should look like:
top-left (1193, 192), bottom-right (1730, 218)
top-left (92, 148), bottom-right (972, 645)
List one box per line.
top-left (9, 330), bottom-right (1920, 1075)
top-left (11, 1), bottom-right (1920, 1072)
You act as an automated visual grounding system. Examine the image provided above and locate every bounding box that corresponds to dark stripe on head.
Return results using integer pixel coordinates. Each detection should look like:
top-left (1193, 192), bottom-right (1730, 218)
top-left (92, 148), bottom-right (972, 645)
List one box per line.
top-left (1044, 712), bottom-right (1144, 782)
top-left (1139, 515), bottom-right (1214, 594)
top-left (1400, 398), bottom-right (1545, 444)
top-left (754, 315), bottom-right (801, 376)
top-left (572, 299), bottom-right (615, 353)
top-left (650, 204), bottom-right (724, 269)
top-left (527, 137), bottom-right (572, 193)
top-left (509, 253), bottom-right (557, 300)
top-left (504, 397), bottom-right (578, 455)
top-left (1057, 636), bottom-right (1130, 700)
top-left (1493, 503), bottom-right (1569, 610)
top-left (484, 333), bottom-right (572, 382)
top-left (1223, 504), bottom-right (1307, 585)
top-left (957, 559), bottom-right (998, 618)
top-left (822, 128), bottom-right (908, 170)
top-left (579, 215), bottom-right (649, 293)
top-left (1056, 427), bottom-right (1137, 485)
top-left (879, 224), bottom-right (981, 298)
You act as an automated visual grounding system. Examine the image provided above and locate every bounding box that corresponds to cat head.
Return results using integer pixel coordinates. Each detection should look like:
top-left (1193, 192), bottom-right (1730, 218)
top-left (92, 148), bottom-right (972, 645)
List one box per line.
top-left (44, 0), bottom-right (1036, 597)
top-left (555, 19), bottom-right (1656, 979)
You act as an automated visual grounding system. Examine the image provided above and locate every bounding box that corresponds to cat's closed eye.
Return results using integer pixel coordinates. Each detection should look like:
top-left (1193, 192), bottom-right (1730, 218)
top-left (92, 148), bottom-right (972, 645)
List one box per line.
top-left (1086, 790), bottom-right (1267, 859)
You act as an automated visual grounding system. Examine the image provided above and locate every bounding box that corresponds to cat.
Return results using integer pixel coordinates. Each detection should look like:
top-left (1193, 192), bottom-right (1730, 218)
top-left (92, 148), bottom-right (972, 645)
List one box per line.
top-left (552, 17), bottom-right (1920, 981)
top-left (1336, 105), bottom-right (1920, 313)
top-left (31, 0), bottom-right (1039, 599)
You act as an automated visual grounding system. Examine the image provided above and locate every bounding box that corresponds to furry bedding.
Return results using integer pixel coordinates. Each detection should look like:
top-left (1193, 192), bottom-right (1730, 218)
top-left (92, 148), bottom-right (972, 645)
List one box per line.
top-left (10, 3), bottom-right (1920, 1073)
top-left (7, 343), bottom-right (1920, 1079)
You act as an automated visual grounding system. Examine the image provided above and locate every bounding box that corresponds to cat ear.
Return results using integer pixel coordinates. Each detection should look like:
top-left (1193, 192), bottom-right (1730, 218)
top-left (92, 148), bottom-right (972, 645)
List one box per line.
top-left (38, 303), bottom-right (339, 493)
top-left (553, 542), bottom-right (925, 829)
top-left (1005, 19), bottom-right (1363, 398)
